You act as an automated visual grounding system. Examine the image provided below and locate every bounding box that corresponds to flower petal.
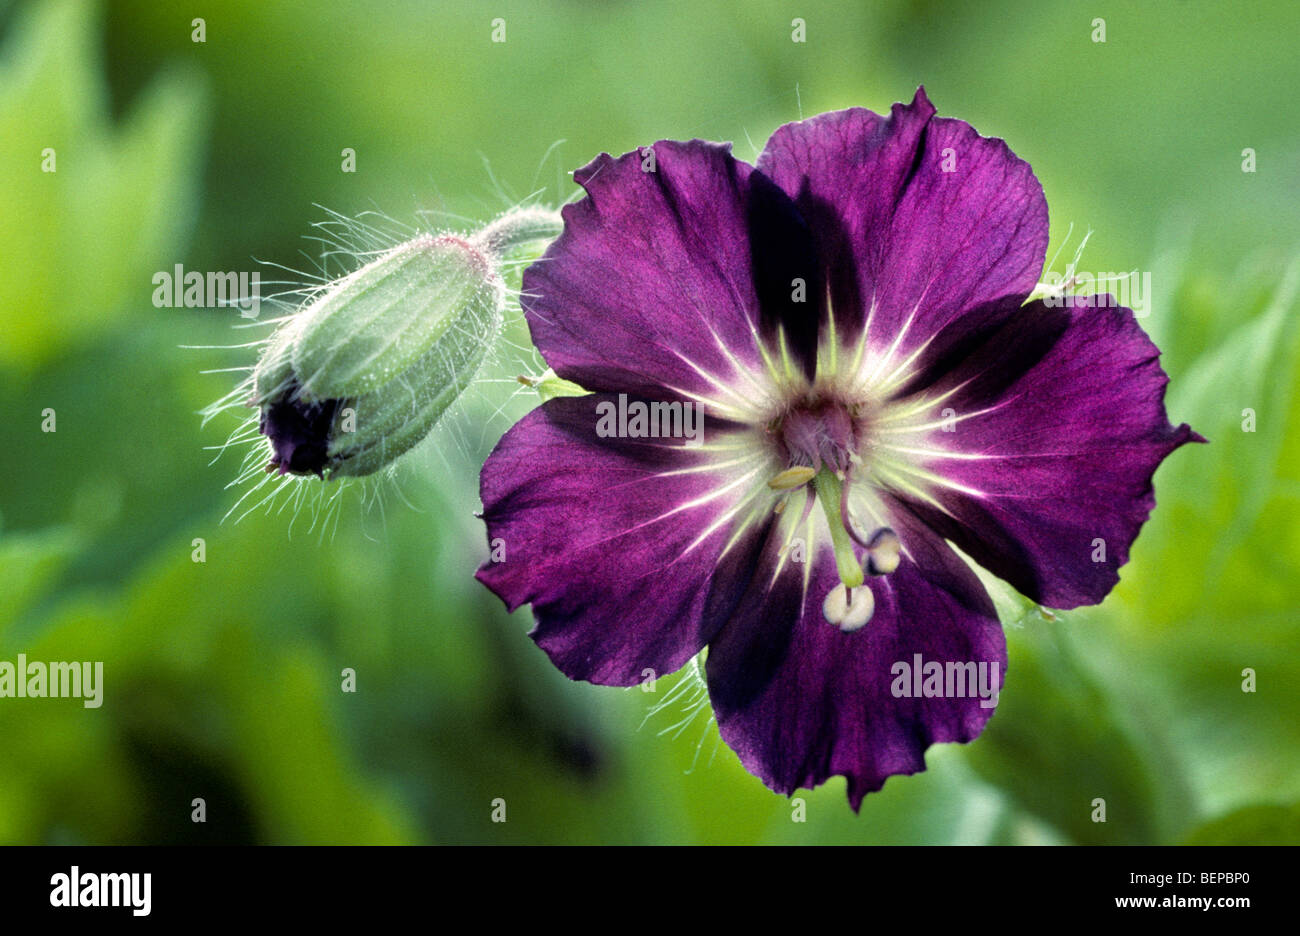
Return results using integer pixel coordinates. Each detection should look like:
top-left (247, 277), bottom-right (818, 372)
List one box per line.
top-left (706, 506), bottom-right (1006, 810)
top-left (756, 87), bottom-right (1048, 365)
top-left (523, 140), bottom-right (823, 409)
top-left (476, 393), bottom-right (775, 685)
top-left (877, 299), bottom-right (1202, 609)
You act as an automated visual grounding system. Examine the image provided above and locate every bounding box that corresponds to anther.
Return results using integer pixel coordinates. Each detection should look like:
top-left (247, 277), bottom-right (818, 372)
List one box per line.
top-left (865, 527), bottom-right (901, 575)
top-left (767, 466), bottom-right (817, 491)
top-left (822, 583), bottom-right (875, 632)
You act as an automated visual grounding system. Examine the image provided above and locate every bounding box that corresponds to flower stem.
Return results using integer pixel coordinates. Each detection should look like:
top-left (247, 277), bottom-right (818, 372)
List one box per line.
top-left (473, 206), bottom-right (564, 256)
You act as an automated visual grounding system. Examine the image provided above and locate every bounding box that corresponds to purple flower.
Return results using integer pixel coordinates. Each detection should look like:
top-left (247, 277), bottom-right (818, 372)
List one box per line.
top-left (475, 89), bottom-right (1200, 809)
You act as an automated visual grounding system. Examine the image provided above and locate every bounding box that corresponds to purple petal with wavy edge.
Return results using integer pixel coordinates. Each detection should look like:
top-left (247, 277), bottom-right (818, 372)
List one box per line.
top-left (756, 87), bottom-right (1048, 363)
top-left (475, 393), bottom-right (773, 686)
top-left (883, 299), bottom-right (1203, 610)
top-left (706, 507), bottom-right (1006, 811)
top-left (522, 140), bottom-right (825, 399)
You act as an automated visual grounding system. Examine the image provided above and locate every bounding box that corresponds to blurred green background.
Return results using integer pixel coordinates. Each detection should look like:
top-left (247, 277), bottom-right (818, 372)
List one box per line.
top-left (1, 0), bottom-right (1297, 844)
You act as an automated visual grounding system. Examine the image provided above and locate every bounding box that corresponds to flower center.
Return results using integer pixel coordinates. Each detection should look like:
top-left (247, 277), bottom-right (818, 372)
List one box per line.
top-left (776, 397), bottom-right (863, 474)
top-left (763, 395), bottom-right (901, 632)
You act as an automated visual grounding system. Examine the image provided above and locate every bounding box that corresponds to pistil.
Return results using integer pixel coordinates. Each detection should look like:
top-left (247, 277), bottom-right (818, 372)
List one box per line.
top-left (814, 467), bottom-right (864, 589)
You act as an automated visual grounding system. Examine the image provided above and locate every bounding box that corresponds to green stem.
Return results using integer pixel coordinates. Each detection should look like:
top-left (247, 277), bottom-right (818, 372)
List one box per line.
top-left (473, 206), bottom-right (564, 256)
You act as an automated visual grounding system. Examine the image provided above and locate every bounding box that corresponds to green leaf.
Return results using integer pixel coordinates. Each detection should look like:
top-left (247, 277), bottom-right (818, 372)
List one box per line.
top-left (1183, 802), bottom-right (1300, 845)
top-left (1104, 256), bottom-right (1300, 810)
top-left (963, 607), bottom-right (1188, 844)
top-left (0, 526), bottom-right (81, 636)
top-left (1121, 254), bottom-right (1300, 625)
top-left (0, 0), bottom-right (205, 372)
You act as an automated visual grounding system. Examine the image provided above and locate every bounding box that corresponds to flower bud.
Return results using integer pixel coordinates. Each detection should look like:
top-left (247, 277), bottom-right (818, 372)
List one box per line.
top-left (252, 233), bottom-right (503, 478)
top-left (249, 206), bottom-right (561, 480)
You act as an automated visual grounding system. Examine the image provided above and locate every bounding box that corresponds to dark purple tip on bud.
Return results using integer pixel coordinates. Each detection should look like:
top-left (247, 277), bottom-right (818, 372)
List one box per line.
top-left (258, 383), bottom-right (339, 478)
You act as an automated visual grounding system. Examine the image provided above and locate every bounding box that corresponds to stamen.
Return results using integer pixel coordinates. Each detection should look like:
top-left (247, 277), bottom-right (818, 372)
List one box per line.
top-left (822, 582), bottom-right (875, 632)
top-left (814, 468), bottom-right (864, 588)
top-left (767, 465), bottom-right (817, 490)
top-left (865, 527), bottom-right (901, 575)
top-left (838, 493), bottom-right (902, 577)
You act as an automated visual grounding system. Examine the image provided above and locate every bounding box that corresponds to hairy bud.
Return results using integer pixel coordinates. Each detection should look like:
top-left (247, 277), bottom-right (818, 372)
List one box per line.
top-left (249, 207), bottom-right (561, 478)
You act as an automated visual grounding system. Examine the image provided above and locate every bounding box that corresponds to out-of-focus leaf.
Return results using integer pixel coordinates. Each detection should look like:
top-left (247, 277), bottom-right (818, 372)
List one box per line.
top-left (1122, 254), bottom-right (1300, 625)
top-left (1183, 802), bottom-right (1300, 845)
top-left (0, 519), bottom-right (420, 844)
top-left (962, 586), bottom-right (1186, 845)
top-left (0, 0), bottom-right (204, 371)
top-left (0, 526), bottom-right (81, 631)
top-left (1107, 256), bottom-right (1300, 811)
